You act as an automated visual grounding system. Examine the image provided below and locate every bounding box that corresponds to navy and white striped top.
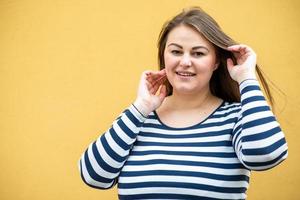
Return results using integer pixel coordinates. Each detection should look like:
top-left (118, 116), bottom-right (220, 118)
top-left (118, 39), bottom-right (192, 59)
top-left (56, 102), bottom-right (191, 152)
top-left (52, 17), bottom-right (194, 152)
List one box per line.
top-left (79, 79), bottom-right (288, 199)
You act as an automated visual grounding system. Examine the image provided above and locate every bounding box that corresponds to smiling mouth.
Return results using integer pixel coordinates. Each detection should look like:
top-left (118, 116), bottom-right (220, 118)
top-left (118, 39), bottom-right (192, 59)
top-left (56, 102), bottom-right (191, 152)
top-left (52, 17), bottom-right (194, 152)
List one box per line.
top-left (176, 71), bottom-right (196, 77)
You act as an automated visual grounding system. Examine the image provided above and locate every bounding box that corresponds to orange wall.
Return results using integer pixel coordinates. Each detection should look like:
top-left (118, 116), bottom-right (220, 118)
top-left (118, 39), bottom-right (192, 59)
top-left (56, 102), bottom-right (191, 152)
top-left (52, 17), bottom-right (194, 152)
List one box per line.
top-left (1, 0), bottom-right (299, 199)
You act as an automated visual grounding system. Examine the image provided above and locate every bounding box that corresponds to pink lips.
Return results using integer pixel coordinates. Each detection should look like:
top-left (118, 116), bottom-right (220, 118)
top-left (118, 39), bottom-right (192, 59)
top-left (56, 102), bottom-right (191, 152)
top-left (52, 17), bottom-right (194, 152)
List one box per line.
top-left (176, 71), bottom-right (196, 77)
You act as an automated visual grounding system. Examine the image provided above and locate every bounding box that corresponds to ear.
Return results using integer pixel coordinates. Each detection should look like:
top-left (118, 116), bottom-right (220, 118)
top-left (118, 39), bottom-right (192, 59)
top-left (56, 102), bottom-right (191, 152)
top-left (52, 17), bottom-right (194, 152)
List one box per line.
top-left (213, 62), bottom-right (219, 70)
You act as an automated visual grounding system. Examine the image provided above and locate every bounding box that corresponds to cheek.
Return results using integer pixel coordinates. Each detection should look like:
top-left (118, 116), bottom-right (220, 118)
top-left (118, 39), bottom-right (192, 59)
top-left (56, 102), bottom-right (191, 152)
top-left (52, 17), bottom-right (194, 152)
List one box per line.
top-left (163, 55), bottom-right (174, 84)
top-left (164, 53), bottom-right (178, 69)
top-left (200, 56), bottom-right (218, 71)
top-left (165, 67), bottom-right (173, 83)
top-left (164, 56), bottom-right (176, 77)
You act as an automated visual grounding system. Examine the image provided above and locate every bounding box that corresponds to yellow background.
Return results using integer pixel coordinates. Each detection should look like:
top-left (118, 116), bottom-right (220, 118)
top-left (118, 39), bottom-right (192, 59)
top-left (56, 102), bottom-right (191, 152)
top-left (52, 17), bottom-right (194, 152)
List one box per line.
top-left (1, 0), bottom-right (299, 199)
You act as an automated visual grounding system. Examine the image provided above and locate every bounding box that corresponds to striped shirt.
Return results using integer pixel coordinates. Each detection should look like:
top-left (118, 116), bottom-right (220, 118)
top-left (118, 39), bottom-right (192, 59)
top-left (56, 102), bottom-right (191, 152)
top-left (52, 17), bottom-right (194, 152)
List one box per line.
top-left (79, 79), bottom-right (288, 199)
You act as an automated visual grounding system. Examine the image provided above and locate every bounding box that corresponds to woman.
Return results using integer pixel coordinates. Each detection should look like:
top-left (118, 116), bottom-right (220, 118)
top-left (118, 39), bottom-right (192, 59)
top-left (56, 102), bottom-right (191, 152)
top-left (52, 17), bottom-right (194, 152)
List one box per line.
top-left (79, 7), bottom-right (288, 199)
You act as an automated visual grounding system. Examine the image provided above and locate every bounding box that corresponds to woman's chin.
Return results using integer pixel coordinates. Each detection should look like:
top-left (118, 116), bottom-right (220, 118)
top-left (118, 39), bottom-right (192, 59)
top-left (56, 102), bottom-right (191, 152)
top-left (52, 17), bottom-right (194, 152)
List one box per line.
top-left (172, 86), bottom-right (198, 95)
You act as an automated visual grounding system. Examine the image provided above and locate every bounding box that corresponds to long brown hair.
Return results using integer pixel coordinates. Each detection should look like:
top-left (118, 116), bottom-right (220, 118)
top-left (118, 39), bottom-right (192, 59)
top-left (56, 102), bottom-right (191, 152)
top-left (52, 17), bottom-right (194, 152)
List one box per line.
top-left (157, 7), bottom-right (273, 105)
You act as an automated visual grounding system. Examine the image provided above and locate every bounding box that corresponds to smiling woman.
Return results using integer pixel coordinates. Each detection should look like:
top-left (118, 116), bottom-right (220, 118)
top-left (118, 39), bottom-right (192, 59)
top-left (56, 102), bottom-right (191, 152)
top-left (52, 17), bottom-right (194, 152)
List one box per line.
top-left (78, 7), bottom-right (288, 200)
top-left (163, 25), bottom-right (218, 96)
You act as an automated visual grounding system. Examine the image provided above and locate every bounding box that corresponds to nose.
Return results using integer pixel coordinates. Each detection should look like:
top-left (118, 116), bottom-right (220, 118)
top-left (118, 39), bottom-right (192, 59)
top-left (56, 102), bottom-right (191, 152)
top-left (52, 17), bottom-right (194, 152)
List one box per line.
top-left (179, 53), bottom-right (192, 67)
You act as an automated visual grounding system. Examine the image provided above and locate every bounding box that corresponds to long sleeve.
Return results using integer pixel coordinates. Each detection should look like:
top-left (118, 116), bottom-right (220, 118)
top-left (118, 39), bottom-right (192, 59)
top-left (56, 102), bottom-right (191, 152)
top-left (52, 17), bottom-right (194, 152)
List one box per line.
top-left (78, 104), bottom-right (147, 189)
top-left (232, 79), bottom-right (288, 171)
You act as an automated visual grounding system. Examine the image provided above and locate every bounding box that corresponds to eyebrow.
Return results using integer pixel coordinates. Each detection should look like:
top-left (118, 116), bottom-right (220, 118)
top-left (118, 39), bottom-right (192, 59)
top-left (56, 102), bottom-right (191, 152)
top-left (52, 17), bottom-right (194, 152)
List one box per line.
top-left (167, 43), bottom-right (209, 51)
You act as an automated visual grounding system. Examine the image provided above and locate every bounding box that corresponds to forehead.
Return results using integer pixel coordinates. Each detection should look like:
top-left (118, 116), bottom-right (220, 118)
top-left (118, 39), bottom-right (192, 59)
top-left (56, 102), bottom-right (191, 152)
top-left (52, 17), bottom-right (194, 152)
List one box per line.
top-left (166, 24), bottom-right (213, 48)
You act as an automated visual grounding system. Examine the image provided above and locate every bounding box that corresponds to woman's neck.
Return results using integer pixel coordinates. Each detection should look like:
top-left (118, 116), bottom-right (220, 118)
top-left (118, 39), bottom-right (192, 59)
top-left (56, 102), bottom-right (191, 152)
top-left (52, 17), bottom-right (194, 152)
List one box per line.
top-left (165, 88), bottom-right (217, 111)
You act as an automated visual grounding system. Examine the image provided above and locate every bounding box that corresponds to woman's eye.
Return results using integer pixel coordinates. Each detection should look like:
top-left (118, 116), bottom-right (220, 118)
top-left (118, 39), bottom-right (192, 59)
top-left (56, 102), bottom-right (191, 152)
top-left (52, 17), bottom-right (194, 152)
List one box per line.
top-left (171, 50), bottom-right (182, 55)
top-left (193, 52), bottom-right (205, 57)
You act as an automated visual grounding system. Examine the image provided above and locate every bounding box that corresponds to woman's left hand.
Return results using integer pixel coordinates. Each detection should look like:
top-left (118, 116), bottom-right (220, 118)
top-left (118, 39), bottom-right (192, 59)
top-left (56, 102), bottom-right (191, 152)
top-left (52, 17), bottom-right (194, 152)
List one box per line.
top-left (226, 44), bottom-right (257, 84)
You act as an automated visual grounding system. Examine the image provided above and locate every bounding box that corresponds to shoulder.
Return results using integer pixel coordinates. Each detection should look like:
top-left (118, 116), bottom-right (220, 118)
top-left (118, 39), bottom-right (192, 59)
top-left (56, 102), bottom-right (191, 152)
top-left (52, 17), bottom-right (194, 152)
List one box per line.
top-left (207, 101), bottom-right (242, 125)
top-left (217, 101), bottom-right (241, 116)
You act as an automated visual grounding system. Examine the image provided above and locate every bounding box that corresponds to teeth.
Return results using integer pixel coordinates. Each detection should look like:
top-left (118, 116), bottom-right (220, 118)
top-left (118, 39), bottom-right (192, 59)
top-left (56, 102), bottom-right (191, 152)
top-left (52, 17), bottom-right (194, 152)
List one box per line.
top-left (176, 72), bottom-right (195, 76)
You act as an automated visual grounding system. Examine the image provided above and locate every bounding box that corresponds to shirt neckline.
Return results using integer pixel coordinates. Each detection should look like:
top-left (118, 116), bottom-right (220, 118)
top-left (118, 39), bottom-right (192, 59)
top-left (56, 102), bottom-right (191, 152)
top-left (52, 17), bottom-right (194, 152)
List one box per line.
top-left (153, 100), bottom-right (225, 130)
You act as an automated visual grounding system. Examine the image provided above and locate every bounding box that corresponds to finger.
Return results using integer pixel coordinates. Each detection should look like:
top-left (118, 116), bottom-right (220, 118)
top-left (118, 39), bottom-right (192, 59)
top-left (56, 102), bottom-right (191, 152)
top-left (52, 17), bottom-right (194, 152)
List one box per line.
top-left (152, 74), bottom-right (167, 85)
top-left (147, 72), bottom-right (167, 86)
top-left (150, 81), bottom-right (161, 95)
top-left (146, 81), bottom-right (152, 91)
top-left (144, 70), bottom-right (153, 76)
top-left (226, 58), bottom-right (234, 70)
top-left (148, 77), bottom-right (162, 94)
top-left (158, 85), bottom-right (167, 101)
top-left (147, 69), bottom-right (166, 80)
top-left (227, 44), bottom-right (246, 50)
top-left (151, 76), bottom-right (167, 95)
top-left (151, 78), bottom-right (167, 93)
top-left (144, 69), bottom-right (166, 93)
top-left (228, 44), bottom-right (254, 56)
top-left (146, 76), bottom-right (162, 89)
top-left (228, 47), bottom-right (250, 63)
top-left (159, 68), bottom-right (166, 74)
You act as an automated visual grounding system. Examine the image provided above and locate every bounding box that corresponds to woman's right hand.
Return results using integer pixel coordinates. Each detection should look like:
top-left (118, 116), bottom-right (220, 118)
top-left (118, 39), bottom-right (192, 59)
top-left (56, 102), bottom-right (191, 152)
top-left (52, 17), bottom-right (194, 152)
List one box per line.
top-left (133, 69), bottom-right (167, 117)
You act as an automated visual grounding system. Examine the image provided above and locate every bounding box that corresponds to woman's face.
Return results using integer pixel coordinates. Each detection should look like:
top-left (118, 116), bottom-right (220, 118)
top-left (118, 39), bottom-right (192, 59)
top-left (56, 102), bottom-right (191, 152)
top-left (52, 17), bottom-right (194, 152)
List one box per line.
top-left (164, 24), bottom-right (218, 95)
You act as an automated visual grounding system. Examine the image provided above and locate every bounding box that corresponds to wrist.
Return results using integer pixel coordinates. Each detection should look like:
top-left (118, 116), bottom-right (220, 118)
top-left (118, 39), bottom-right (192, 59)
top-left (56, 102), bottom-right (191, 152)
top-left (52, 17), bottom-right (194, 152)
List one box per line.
top-left (237, 73), bottom-right (257, 85)
top-left (133, 98), bottom-right (152, 117)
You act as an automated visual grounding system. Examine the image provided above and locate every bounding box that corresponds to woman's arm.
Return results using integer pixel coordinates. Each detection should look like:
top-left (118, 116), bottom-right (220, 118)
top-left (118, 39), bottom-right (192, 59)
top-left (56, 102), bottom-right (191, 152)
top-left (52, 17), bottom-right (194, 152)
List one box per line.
top-left (78, 105), bottom-right (146, 189)
top-left (78, 70), bottom-right (167, 189)
top-left (232, 79), bottom-right (288, 170)
top-left (227, 44), bottom-right (288, 170)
